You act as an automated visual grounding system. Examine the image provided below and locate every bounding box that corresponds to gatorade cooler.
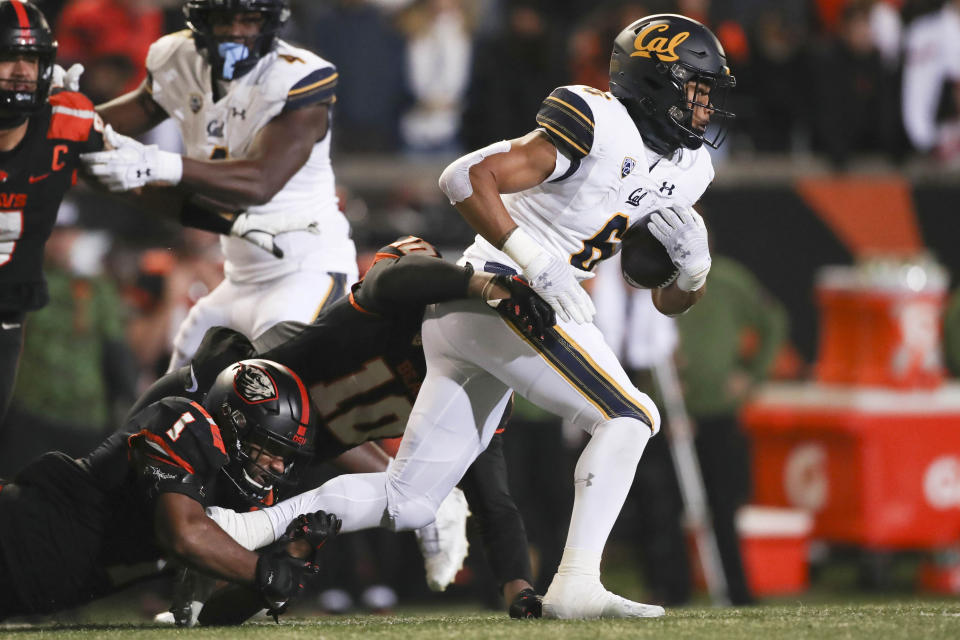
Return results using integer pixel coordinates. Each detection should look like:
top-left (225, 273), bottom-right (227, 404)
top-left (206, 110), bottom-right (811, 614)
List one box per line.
top-left (737, 506), bottom-right (813, 595)
top-left (814, 258), bottom-right (948, 389)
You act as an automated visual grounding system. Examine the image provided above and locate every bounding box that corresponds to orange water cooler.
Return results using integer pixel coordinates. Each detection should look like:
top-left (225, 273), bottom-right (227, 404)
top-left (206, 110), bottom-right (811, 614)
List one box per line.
top-left (743, 257), bottom-right (959, 590)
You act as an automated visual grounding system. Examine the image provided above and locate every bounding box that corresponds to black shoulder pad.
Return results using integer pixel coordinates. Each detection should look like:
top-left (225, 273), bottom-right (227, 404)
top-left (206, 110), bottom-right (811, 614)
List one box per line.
top-left (535, 87), bottom-right (596, 161)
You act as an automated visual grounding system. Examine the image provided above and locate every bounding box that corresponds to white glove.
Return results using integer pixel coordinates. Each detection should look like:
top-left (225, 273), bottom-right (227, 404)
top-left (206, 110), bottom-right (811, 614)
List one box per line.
top-left (230, 211), bottom-right (321, 258)
top-left (647, 206), bottom-right (711, 291)
top-left (80, 125), bottom-right (183, 191)
top-left (502, 227), bottom-right (595, 324)
top-left (51, 63), bottom-right (84, 91)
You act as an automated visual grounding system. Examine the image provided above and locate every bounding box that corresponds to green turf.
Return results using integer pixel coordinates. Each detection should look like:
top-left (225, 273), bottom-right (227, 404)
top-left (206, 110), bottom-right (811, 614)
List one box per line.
top-left (4, 602), bottom-right (960, 640)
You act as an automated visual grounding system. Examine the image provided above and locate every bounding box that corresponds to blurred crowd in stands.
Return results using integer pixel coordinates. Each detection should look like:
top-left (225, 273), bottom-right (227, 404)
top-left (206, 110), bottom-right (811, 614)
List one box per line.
top-left (2, 0), bottom-right (959, 615)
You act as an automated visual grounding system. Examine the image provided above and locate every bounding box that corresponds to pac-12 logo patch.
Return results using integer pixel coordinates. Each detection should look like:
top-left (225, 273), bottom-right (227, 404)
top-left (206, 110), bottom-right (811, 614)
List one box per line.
top-left (621, 156), bottom-right (636, 179)
top-left (234, 364), bottom-right (277, 403)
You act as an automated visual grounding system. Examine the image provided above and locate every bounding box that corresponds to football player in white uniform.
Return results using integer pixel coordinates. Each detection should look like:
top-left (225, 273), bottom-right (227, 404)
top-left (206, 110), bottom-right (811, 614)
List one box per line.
top-left (80, 0), bottom-right (357, 370)
top-left (205, 13), bottom-right (735, 619)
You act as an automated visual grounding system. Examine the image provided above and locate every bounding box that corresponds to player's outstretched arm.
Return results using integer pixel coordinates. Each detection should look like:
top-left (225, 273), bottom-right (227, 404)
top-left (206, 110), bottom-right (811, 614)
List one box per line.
top-left (97, 80), bottom-right (170, 137)
top-left (155, 492), bottom-right (261, 585)
top-left (155, 493), bottom-right (321, 614)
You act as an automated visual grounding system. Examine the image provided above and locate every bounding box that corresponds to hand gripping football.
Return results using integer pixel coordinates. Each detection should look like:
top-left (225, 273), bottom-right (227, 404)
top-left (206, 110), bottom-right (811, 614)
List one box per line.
top-left (620, 213), bottom-right (679, 289)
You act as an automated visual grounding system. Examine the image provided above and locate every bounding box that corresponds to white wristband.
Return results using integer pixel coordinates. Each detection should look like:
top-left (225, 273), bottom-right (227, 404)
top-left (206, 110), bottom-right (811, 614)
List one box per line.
top-left (156, 150), bottom-right (183, 185)
top-left (500, 226), bottom-right (543, 270)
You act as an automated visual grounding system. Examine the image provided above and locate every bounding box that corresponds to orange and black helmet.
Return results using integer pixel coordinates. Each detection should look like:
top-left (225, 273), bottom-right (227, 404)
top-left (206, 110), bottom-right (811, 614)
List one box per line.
top-left (204, 358), bottom-right (316, 503)
top-left (0, 0), bottom-right (56, 114)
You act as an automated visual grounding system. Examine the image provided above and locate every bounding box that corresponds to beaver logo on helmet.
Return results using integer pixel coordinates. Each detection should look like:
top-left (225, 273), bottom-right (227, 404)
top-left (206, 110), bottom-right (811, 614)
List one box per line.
top-left (233, 362), bottom-right (278, 403)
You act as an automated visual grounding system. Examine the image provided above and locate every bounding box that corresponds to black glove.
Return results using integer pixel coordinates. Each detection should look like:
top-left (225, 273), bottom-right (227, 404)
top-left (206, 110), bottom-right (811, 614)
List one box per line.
top-left (254, 547), bottom-right (319, 617)
top-left (283, 510), bottom-right (342, 561)
top-left (493, 274), bottom-right (556, 339)
top-left (508, 587), bottom-right (543, 619)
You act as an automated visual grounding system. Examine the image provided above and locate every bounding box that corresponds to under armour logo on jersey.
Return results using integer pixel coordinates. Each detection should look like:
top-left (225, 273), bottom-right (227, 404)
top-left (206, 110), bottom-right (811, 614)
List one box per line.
top-left (620, 156), bottom-right (636, 179)
top-left (136, 169), bottom-right (151, 178)
top-left (626, 187), bottom-right (648, 206)
top-left (575, 472), bottom-right (595, 487)
top-left (230, 107), bottom-right (246, 120)
top-left (659, 181), bottom-right (676, 196)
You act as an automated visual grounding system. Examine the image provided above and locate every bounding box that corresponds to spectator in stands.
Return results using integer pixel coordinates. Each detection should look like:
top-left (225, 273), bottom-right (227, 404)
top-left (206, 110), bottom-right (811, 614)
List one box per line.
top-left (740, 5), bottom-right (809, 152)
top-left (461, 0), bottom-right (567, 150)
top-left (810, 0), bottom-right (901, 167)
top-left (397, 0), bottom-right (476, 153)
top-left (294, 0), bottom-right (408, 152)
top-left (944, 286), bottom-right (960, 377)
top-left (902, 0), bottom-right (960, 161)
top-left (55, 0), bottom-right (164, 102)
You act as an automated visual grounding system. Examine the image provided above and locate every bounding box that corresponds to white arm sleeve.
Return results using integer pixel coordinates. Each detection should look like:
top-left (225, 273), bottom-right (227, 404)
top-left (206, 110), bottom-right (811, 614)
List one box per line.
top-left (438, 139), bottom-right (511, 204)
top-left (205, 506), bottom-right (277, 550)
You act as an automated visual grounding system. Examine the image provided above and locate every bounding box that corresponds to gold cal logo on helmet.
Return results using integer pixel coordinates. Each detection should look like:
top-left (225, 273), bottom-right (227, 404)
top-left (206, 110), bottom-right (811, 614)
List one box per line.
top-left (631, 24), bottom-right (690, 62)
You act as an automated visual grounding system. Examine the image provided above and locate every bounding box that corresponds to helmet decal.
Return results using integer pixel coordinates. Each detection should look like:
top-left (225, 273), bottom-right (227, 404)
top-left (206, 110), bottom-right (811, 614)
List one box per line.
top-left (233, 363), bottom-right (277, 404)
top-left (630, 23), bottom-right (690, 62)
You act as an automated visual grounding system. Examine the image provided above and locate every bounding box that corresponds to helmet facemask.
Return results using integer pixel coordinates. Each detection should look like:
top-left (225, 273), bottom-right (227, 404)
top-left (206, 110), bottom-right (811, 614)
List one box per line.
top-left (183, 0), bottom-right (289, 81)
top-left (664, 63), bottom-right (736, 150)
top-left (217, 399), bottom-right (308, 504)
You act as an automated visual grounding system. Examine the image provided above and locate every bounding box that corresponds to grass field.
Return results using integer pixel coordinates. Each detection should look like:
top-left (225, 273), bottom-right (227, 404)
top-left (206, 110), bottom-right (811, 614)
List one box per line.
top-left (5, 600), bottom-right (960, 639)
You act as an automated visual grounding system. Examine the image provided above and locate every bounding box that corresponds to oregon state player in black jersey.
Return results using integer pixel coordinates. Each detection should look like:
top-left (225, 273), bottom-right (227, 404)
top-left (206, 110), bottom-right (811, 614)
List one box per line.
top-left (0, 0), bottom-right (105, 422)
top-left (130, 236), bottom-right (553, 621)
top-left (0, 358), bottom-right (340, 621)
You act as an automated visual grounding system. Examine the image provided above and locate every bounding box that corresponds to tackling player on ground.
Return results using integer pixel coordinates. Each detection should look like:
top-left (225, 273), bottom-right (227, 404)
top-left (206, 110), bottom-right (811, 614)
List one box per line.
top-left (0, 358), bottom-right (339, 621)
top-left (209, 13), bottom-right (735, 620)
top-left (82, 0), bottom-right (358, 371)
top-left (135, 236), bottom-right (551, 622)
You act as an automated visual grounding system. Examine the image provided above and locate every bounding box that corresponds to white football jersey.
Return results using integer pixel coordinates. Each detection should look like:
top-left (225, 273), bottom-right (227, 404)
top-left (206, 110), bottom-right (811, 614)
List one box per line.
top-left (462, 84), bottom-right (714, 273)
top-left (145, 32), bottom-right (356, 283)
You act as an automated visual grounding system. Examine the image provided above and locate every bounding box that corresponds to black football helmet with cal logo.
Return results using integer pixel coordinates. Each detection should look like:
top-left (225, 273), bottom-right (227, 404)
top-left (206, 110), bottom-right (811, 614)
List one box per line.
top-left (609, 13), bottom-right (735, 155)
top-left (183, 0), bottom-right (289, 81)
top-left (204, 358), bottom-right (316, 503)
top-left (0, 0), bottom-right (57, 115)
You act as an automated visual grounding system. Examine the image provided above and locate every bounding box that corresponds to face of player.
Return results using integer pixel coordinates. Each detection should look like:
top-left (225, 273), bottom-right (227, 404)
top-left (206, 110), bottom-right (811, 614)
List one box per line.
top-left (684, 79), bottom-right (714, 135)
top-left (209, 10), bottom-right (265, 47)
top-left (0, 52), bottom-right (39, 93)
top-left (243, 441), bottom-right (289, 489)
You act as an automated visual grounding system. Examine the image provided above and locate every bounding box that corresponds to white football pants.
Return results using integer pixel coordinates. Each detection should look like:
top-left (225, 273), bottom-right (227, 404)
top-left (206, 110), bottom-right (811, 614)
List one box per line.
top-left (167, 270), bottom-right (351, 372)
top-left (259, 298), bottom-right (660, 556)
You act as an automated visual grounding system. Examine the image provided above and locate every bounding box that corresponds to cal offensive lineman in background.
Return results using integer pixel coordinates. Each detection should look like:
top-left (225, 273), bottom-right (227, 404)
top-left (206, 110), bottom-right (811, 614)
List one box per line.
top-left (82, 0), bottom-right (358, 370)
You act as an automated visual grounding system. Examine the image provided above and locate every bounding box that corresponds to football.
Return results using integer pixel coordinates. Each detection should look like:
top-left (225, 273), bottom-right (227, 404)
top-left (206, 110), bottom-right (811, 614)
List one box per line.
top-left (620, 213), bottom-right (679, 289)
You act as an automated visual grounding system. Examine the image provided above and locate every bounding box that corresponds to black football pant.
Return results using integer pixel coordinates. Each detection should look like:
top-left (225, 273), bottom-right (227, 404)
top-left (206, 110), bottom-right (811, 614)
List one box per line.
top-left (0, 311), bottom-right (25, 433)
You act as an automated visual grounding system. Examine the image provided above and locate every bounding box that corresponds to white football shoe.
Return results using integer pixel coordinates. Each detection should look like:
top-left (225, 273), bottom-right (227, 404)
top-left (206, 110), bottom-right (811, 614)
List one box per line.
top-left (542, 573), bottom-right (666, 619)
top-left (415, 487), bottom-right (470, 591)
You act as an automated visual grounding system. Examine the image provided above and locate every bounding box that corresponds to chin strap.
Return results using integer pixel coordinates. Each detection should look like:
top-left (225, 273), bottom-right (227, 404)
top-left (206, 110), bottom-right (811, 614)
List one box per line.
top-left (619, 98), bottom-right (680, 157)
top-left (0, 112), bottom-right (29, 130)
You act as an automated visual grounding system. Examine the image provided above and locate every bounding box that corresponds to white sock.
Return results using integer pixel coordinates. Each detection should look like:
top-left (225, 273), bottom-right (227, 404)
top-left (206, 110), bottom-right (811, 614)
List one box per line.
top-left (263, 472), bottom-right (389, 539)
top-left (556, 546), bottom-right (602, 577)
top-left (564, 417), bottom-right (650, 552)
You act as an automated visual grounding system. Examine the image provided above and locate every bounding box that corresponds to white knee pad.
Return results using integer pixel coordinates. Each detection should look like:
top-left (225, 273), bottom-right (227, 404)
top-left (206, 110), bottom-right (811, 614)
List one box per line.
top-left (438, 140), bottom-right (511, 204)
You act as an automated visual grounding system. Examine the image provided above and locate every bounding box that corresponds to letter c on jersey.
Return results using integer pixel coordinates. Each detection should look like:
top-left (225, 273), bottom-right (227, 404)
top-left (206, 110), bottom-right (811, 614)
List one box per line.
top-left (52, 145), bottom-right (68, 172)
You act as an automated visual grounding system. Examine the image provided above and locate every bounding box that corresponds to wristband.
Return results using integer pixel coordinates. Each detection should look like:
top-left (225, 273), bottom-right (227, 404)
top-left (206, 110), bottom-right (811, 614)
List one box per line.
top-left (500, 227), bottom-right (542, 270)
top-left (157, 150), bottom-right (184, 185)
